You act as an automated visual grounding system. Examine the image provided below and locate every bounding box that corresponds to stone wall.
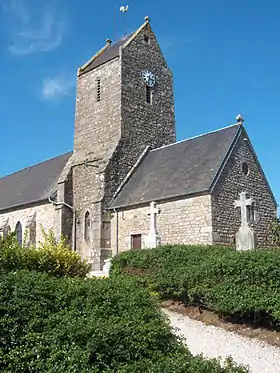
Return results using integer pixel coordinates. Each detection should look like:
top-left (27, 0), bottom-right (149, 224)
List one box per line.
top-left (0, 202), bottom-right (56, 245)
top-left (212, 128), bottom-right (277, 247)
top-left (72, 57), bottom-right (122, 267)
top-left (111, 195), bottom-right (213, 255)
top-left (72, 22), bottom-right (176, 269)
top-left (104, 22), bottom-right (176, 205)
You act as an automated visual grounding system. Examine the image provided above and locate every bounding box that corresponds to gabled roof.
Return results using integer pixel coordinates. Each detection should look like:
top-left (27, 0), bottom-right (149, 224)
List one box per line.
top-left (78, 19), bottom-right (150, 76)
top-left (0, 152), bottom-right (72, 212)
top-left (78, 35), bottom-right (131, 76)
top-left (111, 124), bottom-right (242, 209)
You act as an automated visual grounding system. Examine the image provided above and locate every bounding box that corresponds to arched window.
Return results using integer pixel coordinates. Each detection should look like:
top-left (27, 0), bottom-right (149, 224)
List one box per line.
top-left (15, 221), bottom-right (22, 247)
top-left (84, 211), bottom-right (90, 241)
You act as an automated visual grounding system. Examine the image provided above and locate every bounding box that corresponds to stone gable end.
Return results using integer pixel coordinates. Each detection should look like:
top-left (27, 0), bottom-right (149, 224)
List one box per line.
top-left (211, 128), bottom-right (277, 247)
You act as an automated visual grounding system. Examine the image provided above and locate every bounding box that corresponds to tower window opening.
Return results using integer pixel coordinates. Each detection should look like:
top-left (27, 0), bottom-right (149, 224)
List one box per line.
top-left (144, 34), bottom-right (150, 44)
top-left (97, 78), bottom-right (101, 102)
top-left (146, 86), bottom-right (152, 104)
top-left (84, 211), bottom-right (91, 241)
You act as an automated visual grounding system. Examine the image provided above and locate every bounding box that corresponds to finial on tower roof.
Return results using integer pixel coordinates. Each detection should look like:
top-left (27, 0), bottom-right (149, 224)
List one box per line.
top-left (145, 16), bottom-right (150, 22)
top-left (106, 39), bottom-right (112, 45)
top-left (236, 114), bottom-right (244, 125)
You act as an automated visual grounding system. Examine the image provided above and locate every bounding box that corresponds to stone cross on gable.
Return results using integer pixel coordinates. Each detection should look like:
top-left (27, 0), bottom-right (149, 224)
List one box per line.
top-left (234, 191), bottom-right (256, 250)
top-left (234, 192), bottom-right (254, 228)
top-left (148, 201), bottom-right (160, 234)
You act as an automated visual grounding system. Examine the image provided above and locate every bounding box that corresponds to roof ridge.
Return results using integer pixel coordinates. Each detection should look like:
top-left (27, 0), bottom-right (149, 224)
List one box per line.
top-left (78, 40), bottom-right (112, 76)
top-left (0, 151), bottom-right (72, 180)
top-left (122, 18), bottom-right (150, 49)
top-left (151, 123), bottom-right (241, 152)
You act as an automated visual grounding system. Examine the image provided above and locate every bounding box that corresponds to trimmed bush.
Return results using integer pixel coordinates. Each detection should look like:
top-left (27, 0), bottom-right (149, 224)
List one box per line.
top-left (0, 230), bottom-right (90, 277)
top-left (0, 270), bottom-right (248, 372)
top-left (112, 245), bottom-right (280, 325)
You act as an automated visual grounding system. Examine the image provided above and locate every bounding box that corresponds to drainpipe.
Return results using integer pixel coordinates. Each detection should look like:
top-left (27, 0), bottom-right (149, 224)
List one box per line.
top-left (113, 208), bottom-right (119, 255)
top-left (48, 197), bottom-right (76, 252)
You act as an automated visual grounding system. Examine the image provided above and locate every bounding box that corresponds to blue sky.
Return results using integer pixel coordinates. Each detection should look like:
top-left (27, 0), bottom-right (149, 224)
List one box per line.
top-left (0, 0), bottom-right (279, 204)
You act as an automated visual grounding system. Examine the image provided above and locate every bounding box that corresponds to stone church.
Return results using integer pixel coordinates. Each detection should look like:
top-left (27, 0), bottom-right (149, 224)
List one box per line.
top-left (0, 18), bottom-right (277, 270)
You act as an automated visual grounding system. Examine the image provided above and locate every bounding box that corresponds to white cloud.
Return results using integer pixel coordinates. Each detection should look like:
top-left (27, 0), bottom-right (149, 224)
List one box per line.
top-left (42, 75), bottom-right (75, 100)
top-left (2, 0), bottom-right (65, 55)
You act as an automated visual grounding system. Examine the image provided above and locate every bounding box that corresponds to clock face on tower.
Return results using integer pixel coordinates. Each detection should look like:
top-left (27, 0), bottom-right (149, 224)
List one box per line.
top-left (142, 70), bottom-right (156, 87)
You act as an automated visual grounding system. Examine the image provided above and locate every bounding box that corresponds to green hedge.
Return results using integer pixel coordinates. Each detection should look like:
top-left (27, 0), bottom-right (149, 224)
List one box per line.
top-left (111, 245), bottom-right (280, 325)
top-left (0, 230), bottom-right (90, 277)
top-left (0, 270), bottom-right (248, 372)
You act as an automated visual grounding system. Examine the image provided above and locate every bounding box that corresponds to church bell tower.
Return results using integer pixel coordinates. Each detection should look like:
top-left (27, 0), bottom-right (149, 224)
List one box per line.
top-left (72, 17), bottom-right (176, 269)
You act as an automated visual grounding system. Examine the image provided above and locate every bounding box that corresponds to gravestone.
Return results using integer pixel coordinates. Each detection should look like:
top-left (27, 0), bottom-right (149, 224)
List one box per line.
top-left (145, 201), bottom-right (161, 248)
top-left (234, 191), bottom-right (256, 250)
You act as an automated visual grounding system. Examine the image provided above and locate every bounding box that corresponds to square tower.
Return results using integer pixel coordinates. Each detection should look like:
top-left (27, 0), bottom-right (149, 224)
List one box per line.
top-left (72, 18), bottom-right (176, 269)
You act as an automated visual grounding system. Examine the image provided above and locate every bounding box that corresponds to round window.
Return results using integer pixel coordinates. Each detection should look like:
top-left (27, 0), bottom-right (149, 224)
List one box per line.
top-left (242, 162), bottom-right (249, 176)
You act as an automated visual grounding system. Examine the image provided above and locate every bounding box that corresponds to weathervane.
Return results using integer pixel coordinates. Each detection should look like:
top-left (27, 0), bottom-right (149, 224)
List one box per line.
top-left (120, 5), bottom-right (129, 37)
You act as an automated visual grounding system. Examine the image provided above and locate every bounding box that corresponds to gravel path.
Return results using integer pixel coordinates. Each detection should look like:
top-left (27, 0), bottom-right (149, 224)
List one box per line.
top-left (163, 309), bottom-right (280, 373)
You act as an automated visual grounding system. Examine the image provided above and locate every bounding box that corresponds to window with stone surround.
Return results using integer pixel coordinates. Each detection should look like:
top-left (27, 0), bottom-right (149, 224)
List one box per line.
top-left (96, 78), bottom-right (101, 102)
top-left (84, 211), bottom-right (90, 241)
top-left (242, 162), bottom-right (249, 176)
top-left (15, 221), bottom-right (22, 247)
top-left (146, 85), bottom-right (152, 104)
top-left (144, 34), bottom-right (150, 44)
top-left (247, 202), bottom-right (257, 223)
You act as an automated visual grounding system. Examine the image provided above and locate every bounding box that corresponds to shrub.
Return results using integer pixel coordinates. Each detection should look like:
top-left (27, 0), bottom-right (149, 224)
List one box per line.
top-left (0, 229), bottom-right (90, 277)
top-left (271, 218), bottom-right (280, 246)
top-left (0, 270), bottom-right (248, 372)
top-left (112, 245), bottom-right (280, 325)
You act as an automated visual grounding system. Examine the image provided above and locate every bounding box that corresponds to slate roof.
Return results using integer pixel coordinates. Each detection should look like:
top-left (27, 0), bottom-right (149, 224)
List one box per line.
top-left (111, 124), bottom-right (242, 208)
top-left (0, 152), bottom-right (72, 211)
top-left (80, 34), bottom-right (132, 75)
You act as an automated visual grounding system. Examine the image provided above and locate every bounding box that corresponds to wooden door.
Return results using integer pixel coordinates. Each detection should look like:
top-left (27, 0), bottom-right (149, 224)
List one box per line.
top-left (131, 234), bottom-right (142, 250)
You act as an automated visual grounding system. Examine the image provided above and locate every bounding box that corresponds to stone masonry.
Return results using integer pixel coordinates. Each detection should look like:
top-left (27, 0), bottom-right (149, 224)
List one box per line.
top-left (1, 19), bottom-right (277, 270)
top-left (111, 195), bottom-right (213, 254)
top-left (212, 128), bottom-right (276, 247)
top-left (0, 203), bottom-right (56, 246)
top-left (72, 21), bottom-right (175, 269)
top-left (72, 57), bottom-right (122, 264)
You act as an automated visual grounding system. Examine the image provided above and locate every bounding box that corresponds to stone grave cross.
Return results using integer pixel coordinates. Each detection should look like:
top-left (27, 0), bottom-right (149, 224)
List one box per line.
top-left (145, 201), bottom-right (161, 248)
top-left (148, 201), bottom-right (160, 234)
top-left (234, 192), bottom-right (255, 250)
top-left (234, 192), bottom-right (254, 228)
